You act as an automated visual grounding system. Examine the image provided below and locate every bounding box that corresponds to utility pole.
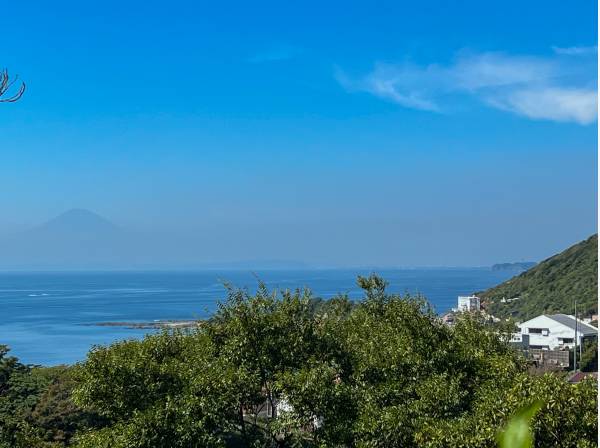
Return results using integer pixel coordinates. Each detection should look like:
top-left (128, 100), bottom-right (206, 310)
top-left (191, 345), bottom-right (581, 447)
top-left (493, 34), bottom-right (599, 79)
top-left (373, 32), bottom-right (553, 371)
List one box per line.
top-left (573, 300), bottom-right (578, 372)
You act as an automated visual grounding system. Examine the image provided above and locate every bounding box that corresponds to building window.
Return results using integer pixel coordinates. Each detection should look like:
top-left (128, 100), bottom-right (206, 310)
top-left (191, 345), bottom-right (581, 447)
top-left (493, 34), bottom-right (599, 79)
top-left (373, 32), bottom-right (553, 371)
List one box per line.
top-left (529, 328), bottom-right (544, 334)
top-left (561, 338), bottom-right (574, 344)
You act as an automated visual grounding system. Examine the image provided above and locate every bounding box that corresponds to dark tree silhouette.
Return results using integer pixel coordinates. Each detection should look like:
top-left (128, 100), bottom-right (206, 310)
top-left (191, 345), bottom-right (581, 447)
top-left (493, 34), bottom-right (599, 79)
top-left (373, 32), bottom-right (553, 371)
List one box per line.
top-left (0, 69), bottom-right (25, 102)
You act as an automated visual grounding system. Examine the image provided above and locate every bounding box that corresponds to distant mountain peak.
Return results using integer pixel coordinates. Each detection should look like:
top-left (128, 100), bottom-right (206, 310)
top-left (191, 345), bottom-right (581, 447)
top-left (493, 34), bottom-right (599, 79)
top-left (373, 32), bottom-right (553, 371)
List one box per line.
top-left (64, 208), bottom-right (93, 214)
top-left (37, 209), bottom-right (119, 233)
top-left (0, 209), bottom-right (135, 269)
top-left (54, 208), bottom-right (107, 220)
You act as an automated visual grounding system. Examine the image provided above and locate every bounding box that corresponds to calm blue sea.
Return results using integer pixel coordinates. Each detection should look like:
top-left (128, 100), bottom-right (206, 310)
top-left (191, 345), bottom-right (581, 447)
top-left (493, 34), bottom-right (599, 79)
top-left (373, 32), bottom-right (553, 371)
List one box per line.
top-left (0, 269), bottom-right (515, 365)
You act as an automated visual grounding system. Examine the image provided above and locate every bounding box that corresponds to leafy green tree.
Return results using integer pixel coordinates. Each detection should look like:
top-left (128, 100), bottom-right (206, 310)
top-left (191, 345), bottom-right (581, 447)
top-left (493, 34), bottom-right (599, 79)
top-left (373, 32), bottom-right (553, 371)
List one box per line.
top-left (0, 345), bottom-right (47, 447)
top-left (339, 277), bottom-right (524, 447)
top-left (418, 373), bottom-right (597, 447)
top-left (275, 360), bottom-right (355, 446)
top-left (579, 339), bottom-right (598, 372)
top-left (1, 344), bottom-right (27, 394)
top-left (69, 275), bottom-right (598, 448)
top-left (28, 367), bottom-right (105, 446)
top-left (207, 283), bottom-right (349, 446)
top-left (73, 331), bottom-right (239, 447)
top-left (497, 401), bottom-right (543, 448)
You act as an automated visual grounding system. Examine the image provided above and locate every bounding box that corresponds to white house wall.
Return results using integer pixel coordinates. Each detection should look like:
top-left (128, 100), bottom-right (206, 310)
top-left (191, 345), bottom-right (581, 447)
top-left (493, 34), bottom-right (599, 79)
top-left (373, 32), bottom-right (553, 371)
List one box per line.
top-left (518, 315), bottom-right (578, 350)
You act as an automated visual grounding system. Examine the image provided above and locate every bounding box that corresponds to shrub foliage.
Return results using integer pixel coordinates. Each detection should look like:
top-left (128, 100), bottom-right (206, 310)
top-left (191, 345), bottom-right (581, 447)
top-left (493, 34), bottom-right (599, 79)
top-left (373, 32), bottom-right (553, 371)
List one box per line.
top-left (1, 275), bottom-right (597, 447)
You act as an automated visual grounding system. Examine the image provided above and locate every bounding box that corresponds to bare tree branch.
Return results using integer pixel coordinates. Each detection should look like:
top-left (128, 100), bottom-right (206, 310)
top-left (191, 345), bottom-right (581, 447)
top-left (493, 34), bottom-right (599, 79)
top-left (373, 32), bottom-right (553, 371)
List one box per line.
top-left (0, 69), bottom-right (26, 102)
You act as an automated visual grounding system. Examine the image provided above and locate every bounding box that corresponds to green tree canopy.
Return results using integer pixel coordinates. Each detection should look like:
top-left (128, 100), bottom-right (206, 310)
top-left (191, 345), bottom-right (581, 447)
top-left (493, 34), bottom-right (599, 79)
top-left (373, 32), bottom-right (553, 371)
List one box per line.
top-left (68, 276), bottom-right (597, 447)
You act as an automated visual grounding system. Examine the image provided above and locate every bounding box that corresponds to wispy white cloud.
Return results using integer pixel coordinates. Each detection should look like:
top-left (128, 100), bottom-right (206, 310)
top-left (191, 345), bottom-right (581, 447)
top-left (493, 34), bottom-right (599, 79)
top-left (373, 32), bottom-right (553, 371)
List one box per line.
top-left (337, 48), bottom-right (597, 124)
top-left (485, 87), bottom-right (598, 124)
top-left (336, 64), bottom-right (441, 111)
top-left (451, 53), bottom-right (555, 90)
top-left (552, 45), bottom-right (597, 56)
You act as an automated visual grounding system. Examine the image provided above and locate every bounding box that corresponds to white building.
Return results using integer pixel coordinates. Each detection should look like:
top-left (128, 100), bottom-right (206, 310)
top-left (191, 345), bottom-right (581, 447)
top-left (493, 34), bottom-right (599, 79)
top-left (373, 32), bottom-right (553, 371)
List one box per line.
top-left (512, 314), bottom-right (598, 350)
top-left (455, 295), bottom-right (481, 312)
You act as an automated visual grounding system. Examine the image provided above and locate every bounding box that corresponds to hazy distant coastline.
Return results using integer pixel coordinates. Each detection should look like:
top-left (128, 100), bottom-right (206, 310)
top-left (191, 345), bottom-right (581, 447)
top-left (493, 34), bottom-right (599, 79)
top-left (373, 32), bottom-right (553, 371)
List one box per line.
top-left (491, 261), bottom-right (537, 272)
top-left (0, 209), bottom-right (560, 272)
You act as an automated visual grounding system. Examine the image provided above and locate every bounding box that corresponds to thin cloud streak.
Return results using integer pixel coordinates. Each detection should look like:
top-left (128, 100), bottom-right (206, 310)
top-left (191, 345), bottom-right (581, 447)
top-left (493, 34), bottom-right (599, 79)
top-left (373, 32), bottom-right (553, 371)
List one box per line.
top-left (337, 48), bottom-right (598, 124)
top-left (486, 87), bottom-right (598, 124)
top-left (552, 45), bottom-right (597, 55)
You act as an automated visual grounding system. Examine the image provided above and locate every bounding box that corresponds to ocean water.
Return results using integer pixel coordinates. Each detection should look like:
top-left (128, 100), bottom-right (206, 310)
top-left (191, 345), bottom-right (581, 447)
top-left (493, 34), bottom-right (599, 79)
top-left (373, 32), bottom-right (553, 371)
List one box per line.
top-left (0, 269), bottom-right (515, 365)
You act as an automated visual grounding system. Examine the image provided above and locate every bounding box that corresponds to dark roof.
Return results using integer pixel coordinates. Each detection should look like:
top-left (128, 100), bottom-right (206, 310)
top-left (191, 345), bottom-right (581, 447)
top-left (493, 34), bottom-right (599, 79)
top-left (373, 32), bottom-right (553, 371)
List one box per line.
top-left (567, 371), bottom-right (598, 383)
top-left (547, 314), bottom-right (598, 335)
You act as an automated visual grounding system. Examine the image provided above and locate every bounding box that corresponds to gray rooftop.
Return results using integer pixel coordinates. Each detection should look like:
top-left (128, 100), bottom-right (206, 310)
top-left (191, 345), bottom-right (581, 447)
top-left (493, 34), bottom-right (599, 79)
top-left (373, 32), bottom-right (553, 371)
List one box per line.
top-left (547, 314), bottom-right (598, 335)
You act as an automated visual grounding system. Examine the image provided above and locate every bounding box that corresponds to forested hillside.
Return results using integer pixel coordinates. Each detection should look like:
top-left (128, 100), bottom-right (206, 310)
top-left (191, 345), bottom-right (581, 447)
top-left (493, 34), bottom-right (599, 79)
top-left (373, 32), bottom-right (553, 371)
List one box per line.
top-left (479, 235), bottom-right (598, 320)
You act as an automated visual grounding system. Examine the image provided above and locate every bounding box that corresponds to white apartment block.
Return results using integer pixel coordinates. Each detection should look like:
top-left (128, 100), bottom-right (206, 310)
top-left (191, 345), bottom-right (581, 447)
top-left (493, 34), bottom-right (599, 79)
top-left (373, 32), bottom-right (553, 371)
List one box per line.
top-left (456, 295), bottom-right (481, 312)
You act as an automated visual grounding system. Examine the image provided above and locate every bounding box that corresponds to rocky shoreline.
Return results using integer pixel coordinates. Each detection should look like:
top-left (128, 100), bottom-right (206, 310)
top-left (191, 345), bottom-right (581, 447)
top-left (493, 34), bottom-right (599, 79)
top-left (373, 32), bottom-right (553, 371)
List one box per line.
top-left (85, 320), bottom-right (200, 330)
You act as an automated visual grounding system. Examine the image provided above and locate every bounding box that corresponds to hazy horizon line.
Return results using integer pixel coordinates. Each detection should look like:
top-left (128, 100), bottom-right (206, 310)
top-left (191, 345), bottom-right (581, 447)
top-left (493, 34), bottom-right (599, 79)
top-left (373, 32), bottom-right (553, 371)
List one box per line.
top-left (0, 264), bottom-right (530, 274)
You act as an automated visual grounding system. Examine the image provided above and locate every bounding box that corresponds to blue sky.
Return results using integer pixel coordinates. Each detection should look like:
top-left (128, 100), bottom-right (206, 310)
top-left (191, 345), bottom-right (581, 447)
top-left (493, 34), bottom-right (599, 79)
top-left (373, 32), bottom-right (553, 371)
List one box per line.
top-left (0, 0), bottom-right (597, 266)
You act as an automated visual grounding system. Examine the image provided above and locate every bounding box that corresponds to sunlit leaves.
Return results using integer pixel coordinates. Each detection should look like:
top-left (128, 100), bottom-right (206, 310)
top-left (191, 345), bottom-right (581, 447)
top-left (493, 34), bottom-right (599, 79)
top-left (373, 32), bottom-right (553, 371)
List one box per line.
top-left (497, 401), bottom-right (543, 448)
top-left (66, 275), bottom-right (598, 447)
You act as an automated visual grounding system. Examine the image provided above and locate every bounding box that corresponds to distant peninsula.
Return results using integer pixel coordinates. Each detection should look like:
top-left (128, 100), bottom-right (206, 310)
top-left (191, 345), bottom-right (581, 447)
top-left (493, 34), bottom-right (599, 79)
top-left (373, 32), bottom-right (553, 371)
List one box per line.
top-left (491, 261), bottom-right (536, 272)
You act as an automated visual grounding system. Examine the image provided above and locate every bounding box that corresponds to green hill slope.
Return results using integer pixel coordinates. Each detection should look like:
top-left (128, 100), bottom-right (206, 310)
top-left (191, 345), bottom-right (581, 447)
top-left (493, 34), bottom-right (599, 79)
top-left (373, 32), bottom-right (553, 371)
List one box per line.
top-left (479, 234), bottom-right (598, 320)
